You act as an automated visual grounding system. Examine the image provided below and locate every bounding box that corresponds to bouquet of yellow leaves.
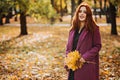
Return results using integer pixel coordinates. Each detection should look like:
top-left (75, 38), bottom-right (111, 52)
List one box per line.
top-left (65, 50), bottom-right (84, 71)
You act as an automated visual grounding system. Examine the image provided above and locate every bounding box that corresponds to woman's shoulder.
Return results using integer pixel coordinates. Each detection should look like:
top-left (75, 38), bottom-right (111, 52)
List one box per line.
top-left (96, 25), bottom-right (100, 30)
top-left (69, 26), bottom-right (74, 32)
top-left (93, 25), bottom-right (100, 35)
top-left (94, 24), bottom-right (100, 31)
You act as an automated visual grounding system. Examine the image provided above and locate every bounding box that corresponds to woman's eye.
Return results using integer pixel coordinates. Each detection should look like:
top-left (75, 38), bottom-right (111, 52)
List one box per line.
top-left (79, 10), bottom-right (86, 14)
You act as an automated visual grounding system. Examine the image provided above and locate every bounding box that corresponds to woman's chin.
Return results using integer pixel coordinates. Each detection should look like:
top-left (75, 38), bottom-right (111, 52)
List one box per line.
top-left (79, 18), bottom-right (86, 21)
top-left (79, 19), bottom-right (85, 22)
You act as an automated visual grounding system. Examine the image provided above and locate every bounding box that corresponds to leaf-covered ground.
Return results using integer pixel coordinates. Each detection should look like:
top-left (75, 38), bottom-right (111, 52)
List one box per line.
top-left (0, 26), bottom-right (120, 80)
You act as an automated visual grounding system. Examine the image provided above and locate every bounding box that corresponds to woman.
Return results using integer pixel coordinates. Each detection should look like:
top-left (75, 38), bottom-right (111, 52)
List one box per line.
top-left (65, 2), bottom-right (102, 80)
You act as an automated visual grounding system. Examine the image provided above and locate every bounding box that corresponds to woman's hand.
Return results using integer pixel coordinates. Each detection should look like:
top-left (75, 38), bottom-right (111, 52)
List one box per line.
top-left (76, 57), bottom-right (85, 69)
top-left (64, 65), bottom-right (69, 72)
top-left (80, 57), bottom-right (86, 63)
top-left (78, 57), bottom-right (86, 68)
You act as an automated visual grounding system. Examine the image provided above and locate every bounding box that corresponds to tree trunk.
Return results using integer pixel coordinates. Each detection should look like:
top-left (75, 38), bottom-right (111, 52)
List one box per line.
top-left (5, 7), bottom-right (13, 24)
top-left (106, 6), bottom-right (111, 23)
top-left (109, 2), bottom-right (118, 35)
top-left (104, 0), bottom-right (110, 23)
top-left (5, 15), bottom-right (10, 24)
top-left (71, 0), bottom-right (75, 19)
top-left (94, 0), bottom-right (97, 22)
top-left (14, 8), bottom-right (18, 21)
top-left (20, 12), bottom-right (28, 35)
top-left (14, 15), bottom-right (18, 21)
top-left (78, 0), bottom-right (82, 5)
top-left (64, 0), bottom-right (68, 13)
top-left (104, 0), bottom-right (106, 14)
top-left (0, 9), bottom-right (3, 25)
top-left (60, 0), bottom-right (63, 17)
top-left (0, 17), bottom-right (3, 25)
top-left (99, 0), bottom-right (102, 18)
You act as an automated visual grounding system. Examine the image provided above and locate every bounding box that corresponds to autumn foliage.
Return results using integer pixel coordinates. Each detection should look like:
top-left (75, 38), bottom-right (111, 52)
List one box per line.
top-left (65, 50), bottom-right (84, 71)
top-left (0, 26), bottom-right (120, 80)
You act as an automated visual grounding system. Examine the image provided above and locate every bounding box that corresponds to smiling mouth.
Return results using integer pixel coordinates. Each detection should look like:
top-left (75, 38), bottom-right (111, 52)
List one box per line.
top-left (79, 16), bottom-right (85, 19)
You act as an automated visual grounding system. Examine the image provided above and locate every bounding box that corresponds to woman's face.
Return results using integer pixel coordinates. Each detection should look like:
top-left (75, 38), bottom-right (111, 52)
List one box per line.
top-left (78, 6), bottom-right (87, 22)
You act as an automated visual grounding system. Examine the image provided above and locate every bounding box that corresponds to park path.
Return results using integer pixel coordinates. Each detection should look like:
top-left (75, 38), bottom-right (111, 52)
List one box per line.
top-left (4, 23), bottom-right (118, 27)
top-left (2, 15), bottom-right (120, 27)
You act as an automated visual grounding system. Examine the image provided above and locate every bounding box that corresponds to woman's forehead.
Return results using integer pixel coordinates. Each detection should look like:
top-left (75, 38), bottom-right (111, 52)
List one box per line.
top-left (79, 6), bottom-right (86, 10)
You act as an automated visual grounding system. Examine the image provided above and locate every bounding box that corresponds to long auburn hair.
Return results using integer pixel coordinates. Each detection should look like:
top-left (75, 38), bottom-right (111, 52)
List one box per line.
top-left (71, 2), bottom-right (97, 33)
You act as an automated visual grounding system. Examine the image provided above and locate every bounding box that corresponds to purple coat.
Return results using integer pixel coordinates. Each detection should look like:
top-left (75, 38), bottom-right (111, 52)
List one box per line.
top-left (66, 26), bottom-right (102, 80)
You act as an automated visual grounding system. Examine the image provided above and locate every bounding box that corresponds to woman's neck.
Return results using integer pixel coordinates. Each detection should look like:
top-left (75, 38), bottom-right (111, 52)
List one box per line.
top-left (78, 22), bottom-right (85, 33)
top-left (80, 22), bottom-right (85, 28)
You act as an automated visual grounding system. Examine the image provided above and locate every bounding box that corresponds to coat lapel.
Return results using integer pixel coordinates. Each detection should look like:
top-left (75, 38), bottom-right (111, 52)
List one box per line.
top-left (76, 28), bottom-right (88, 50)
top-left (69, 30), bottom-right (75, 51)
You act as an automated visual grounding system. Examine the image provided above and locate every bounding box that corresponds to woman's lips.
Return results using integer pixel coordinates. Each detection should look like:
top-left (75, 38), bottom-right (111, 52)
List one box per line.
top-left (79, 16), bottom-right (85, 19)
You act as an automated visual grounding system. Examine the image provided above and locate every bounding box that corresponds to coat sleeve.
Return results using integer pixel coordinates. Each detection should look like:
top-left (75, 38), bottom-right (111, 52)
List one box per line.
top-left (82, 27), bottom-right (102, 61)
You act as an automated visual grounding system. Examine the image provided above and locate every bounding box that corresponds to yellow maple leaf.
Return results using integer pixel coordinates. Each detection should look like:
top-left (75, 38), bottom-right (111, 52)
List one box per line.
top-left (65, 50), bottom-right (84, 71)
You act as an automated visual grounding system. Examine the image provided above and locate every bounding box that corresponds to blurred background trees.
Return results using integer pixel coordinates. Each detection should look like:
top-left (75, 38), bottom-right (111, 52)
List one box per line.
top-left (0, 0), bottom-right (14, 25)
top-left (0, 0), bottom-right (120, 35)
